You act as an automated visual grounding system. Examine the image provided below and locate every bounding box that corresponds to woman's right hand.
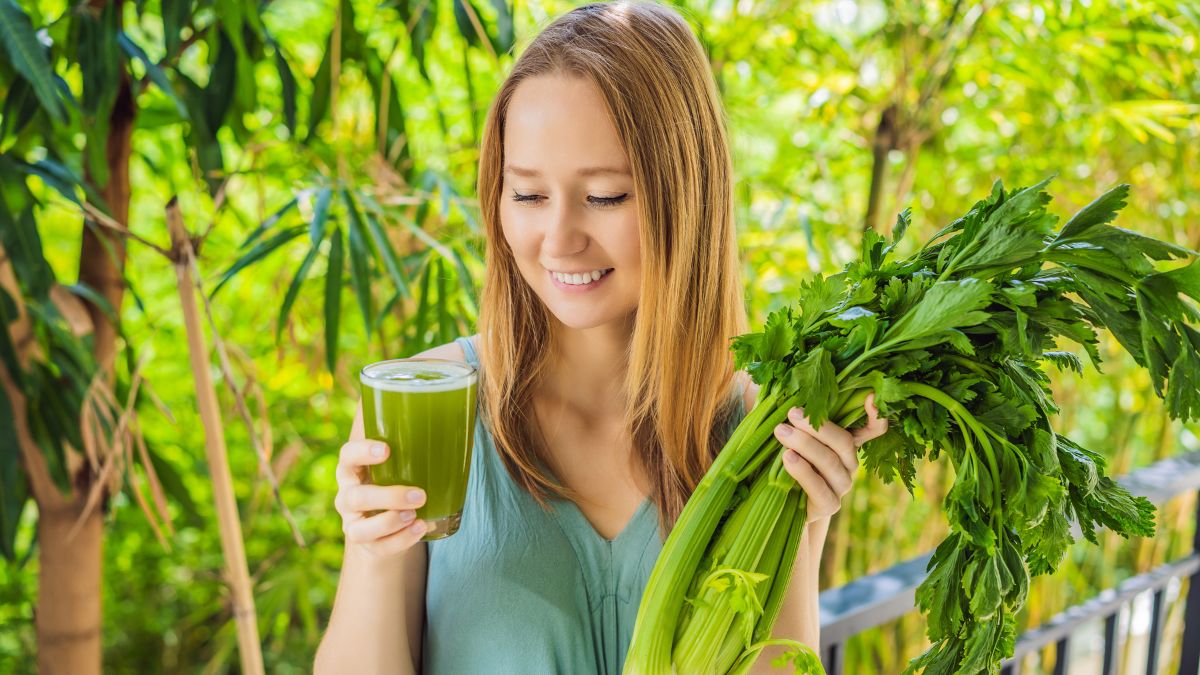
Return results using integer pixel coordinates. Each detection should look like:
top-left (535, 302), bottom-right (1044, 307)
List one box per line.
top-left (335, 440), bottom-right (428, 557)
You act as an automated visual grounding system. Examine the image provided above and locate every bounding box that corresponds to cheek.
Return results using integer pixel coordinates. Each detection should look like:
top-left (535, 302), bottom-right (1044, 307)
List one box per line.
top-left (499, 206), bottom-right (535, 259)
top-left (618, 214), bottom-right (641, 269)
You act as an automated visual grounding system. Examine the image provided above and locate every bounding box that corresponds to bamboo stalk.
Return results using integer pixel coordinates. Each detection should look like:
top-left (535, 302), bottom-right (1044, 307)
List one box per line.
top-left (165, 198), bottom-right (265, 675)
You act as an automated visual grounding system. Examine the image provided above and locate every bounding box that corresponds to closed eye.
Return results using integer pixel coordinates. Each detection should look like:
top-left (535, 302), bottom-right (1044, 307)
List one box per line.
top-left (589, 194), bottom-right (629, 208)
top-left (510, 190), bottom-right (630, 209)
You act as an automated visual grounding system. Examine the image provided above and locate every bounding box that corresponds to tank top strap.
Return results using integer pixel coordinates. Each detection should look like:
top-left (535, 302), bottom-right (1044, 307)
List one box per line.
top-left (454, 334), bottom-right (481, 370)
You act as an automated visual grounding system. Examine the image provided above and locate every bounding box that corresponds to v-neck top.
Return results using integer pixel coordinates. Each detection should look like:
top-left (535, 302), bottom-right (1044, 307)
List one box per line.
top-left (422, 335), bottom-right (747, 674)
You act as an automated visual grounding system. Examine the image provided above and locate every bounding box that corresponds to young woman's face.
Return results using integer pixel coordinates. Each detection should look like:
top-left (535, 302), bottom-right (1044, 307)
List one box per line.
top-left (499, 73), bottom-right (641, 331)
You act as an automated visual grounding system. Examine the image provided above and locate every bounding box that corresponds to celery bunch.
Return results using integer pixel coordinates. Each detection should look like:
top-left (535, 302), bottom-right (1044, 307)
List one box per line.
top-left (624, 174), bottom-right (1200, 675)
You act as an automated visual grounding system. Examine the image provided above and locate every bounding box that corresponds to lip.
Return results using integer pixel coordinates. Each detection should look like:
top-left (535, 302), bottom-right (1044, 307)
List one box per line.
top-left (548, 268), bottom-right (613, 292)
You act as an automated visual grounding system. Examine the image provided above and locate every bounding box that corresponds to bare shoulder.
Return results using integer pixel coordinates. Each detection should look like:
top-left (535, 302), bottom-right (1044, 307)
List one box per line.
top-left (410, 333), bottom-right (478, 362)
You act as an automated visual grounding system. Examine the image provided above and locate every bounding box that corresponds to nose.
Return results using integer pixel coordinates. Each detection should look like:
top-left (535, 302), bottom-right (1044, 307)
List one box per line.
top-left (541, 199), bottom-right (588, 258)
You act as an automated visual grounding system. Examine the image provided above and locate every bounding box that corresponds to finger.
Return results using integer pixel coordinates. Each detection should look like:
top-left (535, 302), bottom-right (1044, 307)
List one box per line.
top-left (781, 450), bottom-right (838, 509)
top-left (369, 519), bottom-right (430, 557)
top-left (776, 425), bottom-right (854, 492)
top-left (786, 407), bottom-right (856, 472)
top-left (335, 484), bottom-right (427, 517)
top-left (337, 440), bottom-right (391, 488)
top-left (851, 392), bottom-right (890, 447)
top-left (782, 408), bottom-right (859, 470)
top-left (344, 509), bottom-right (419, 544)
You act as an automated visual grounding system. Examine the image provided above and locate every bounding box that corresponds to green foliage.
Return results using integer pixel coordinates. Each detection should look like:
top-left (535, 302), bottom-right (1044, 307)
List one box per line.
top-left (0, 1), bottom-right (66, 123)
top-left (0, 0), bottom-right (1197, 672)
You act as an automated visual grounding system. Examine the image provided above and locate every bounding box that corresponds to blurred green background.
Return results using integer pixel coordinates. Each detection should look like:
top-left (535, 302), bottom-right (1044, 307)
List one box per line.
top-left (0, 0), bottom-right (1198, 672)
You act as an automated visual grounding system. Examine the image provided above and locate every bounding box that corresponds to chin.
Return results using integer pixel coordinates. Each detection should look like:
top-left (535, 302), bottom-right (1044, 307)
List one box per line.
top-left (545, 307), bottom-right (625, 331)
top-left (541, 293), bottom-right (637, 331)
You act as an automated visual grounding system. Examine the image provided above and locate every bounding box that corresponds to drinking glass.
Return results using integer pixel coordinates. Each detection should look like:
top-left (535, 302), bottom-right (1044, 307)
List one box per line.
top-left (359, 358), bottom-right (479, 540)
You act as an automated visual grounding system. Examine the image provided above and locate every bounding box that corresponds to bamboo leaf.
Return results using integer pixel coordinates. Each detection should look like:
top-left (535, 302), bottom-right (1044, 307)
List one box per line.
top-left (177, 72), bottom-right (225, 195)
top-left (118, 31), bottom-right (189, 120)
top-left (162, 0), bottom-right (191, 58)
top-left (305, 35), bottom-right (332, 144)
top-left (0, 288), bottom-right (23, 388)
top-left (341, 189), bottom-right (375, 333)
top-left (0, 202), bottom-right (53, 301)
top-left (410, 254), bottom-right (433, 346)
top-left (240, 196), bottom-right (300, 250)
top-left (63, 282), bottom-right (117, 327)
top-left (400, 0), bottom-right (438, 82)
top-left (435, 257), bottom-right (451, 340)
top-left (453, 0), bottom-right (485, 47)
top-left (392, 212), bottom-right (477, 309)
top-left (276, 243), bottom-right (322, 343)
top-left (371, 290), bottom-right (400, 333)
top-left (210, 224), bottom-right (306, 299)
top-left (310, 187), bottom-right (332, 245)
top-left (76, 2), bottom-right (121, 118)
top-left (489, 0), bottom-right (514, 54)
top-left (274, 45), bottom-right (298, 136)
top-left (75, 1), bottom-right (118, 185)
top-left (362, 51), bottom-right (409, 164)
top-left (325, 226), bottom-right (345, 373)
top-left (359, 198), bottom-right (412, 300)
top-left (16, 157), bottom-right (110, 212)
top-left (205, 28), bottom-right (238, 132)
top-left (0, 382), bottom-right (29, 561)
top-left (0, 77), bottom-right (40, 142)
top-left (0, 0), bottom-right (67, 122)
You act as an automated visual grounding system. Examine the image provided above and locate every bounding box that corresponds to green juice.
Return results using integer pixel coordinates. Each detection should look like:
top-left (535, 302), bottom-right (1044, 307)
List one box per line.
top-left (359, 358), bottom-right (478, 540)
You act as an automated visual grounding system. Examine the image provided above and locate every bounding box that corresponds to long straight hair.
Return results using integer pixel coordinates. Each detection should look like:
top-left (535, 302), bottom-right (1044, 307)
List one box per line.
top-left (474, 0), bottom-right (749, 536)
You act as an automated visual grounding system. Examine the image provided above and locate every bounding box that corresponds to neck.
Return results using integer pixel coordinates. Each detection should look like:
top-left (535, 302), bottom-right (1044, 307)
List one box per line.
top-left (539, 313), bottom-right (635, 419)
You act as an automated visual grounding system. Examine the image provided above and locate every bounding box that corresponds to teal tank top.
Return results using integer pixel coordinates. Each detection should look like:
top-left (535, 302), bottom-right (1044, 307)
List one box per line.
top-left (422, 335), bottom-right (747, 674)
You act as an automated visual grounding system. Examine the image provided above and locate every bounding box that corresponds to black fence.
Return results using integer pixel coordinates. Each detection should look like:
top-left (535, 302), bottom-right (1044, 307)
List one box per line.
top-left (817, 450), bottom-right (1200, 675)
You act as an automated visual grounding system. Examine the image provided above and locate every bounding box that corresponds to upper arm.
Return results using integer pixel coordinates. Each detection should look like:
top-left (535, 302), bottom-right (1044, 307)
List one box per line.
top-left (351, 335), bottom-right (473, 668)
top-left (411, 338), bottom-right (469, 364)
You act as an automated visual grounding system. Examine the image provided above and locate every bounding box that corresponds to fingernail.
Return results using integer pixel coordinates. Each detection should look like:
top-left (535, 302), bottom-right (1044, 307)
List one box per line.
top-left (371, 443), bottom-right (387, 458)
top-left (413, 520), bottom-right (428, 535)
top-left (407, 489), bottom-right (425, 503)
top-left (782, 449), bottom-right (798, 463)
top-left (775, 423), bottom-right (792, 437)
top-left (400, 510), bottom-right (416, 522)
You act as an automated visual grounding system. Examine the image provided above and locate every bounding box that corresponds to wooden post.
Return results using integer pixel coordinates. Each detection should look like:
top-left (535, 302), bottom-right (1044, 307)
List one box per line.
top-left (165, 198), bottom-right (265, 675)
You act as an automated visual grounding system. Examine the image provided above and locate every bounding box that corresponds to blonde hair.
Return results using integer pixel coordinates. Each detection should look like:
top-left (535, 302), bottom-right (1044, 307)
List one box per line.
top-left (474, 0), bottom-right (748, 536)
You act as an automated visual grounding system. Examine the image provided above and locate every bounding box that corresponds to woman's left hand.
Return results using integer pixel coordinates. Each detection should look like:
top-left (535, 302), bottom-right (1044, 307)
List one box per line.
top-left (773, 392), bottom-right (889, 523)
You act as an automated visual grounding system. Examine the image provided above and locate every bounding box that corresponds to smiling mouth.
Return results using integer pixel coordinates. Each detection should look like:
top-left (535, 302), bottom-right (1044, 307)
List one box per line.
top-left (547, 268), bottom-right (614, 288)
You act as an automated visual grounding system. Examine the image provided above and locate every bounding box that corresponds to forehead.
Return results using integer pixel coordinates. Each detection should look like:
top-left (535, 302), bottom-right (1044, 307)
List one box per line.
top-left (503, 74), bottom-right (630, 176)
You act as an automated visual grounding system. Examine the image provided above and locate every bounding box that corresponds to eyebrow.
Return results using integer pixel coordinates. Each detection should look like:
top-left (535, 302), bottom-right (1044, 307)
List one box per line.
top-left (503, 165), bottom-right (631, 178)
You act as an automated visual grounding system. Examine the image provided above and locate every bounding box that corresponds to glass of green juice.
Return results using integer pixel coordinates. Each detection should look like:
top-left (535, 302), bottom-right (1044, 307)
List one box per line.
top-left (359, 357), bottom-right (479, 540)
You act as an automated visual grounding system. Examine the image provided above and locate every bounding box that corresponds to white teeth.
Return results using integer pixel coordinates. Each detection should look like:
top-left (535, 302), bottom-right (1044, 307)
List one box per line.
top-left (553, 269), bottom-right (610, 285)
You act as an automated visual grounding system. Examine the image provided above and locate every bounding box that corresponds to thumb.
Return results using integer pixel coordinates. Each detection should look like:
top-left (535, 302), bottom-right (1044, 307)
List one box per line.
top-left (851, 391), bottom-right (888, 447)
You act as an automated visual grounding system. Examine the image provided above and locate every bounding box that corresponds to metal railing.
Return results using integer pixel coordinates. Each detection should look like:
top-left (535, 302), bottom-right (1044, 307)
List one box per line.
top-left (817, 450), bottom-right (1200, 675)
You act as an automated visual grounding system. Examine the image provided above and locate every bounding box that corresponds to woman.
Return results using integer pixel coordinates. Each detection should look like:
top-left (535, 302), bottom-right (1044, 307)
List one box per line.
top-left (315, 2), bottom-right (887, 673)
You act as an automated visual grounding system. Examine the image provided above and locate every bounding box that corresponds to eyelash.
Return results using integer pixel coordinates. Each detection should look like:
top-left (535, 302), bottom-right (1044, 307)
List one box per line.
top-left (510, 190), bottom-right (630, 209)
